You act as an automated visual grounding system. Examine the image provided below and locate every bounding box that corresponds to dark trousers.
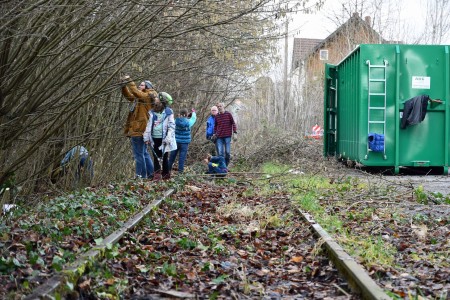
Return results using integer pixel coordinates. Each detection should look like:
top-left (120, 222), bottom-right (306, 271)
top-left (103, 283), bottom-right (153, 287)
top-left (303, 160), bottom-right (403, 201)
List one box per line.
top-left (151, 138), bottom-right (170, 177)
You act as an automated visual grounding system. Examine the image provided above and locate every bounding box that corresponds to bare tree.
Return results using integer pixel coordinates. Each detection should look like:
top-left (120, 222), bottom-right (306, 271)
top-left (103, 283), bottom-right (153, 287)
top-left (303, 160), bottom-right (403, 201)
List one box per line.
top-left (423, 0), bottom-right (450, 44)
top-left (0, 0), bottom-right (322, 195)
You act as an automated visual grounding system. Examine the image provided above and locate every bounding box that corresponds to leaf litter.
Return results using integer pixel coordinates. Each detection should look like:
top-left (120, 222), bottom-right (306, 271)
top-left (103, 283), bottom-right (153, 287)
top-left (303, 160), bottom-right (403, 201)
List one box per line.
top-left (75, 181), bottom-right (357, 299)
top-left (1, 139), bottom-right (449, 299)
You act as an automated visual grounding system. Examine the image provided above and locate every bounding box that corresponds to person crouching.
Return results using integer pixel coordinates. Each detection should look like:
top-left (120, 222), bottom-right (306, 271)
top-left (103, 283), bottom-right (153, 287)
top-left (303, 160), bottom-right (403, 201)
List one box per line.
top-left (203, 154), bottom-right (227, 177)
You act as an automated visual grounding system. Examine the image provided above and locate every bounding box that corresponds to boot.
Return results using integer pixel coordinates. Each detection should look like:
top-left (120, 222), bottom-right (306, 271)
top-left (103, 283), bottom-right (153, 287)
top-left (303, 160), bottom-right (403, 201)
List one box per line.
top-left (153, 171), bottom-right (162, 182)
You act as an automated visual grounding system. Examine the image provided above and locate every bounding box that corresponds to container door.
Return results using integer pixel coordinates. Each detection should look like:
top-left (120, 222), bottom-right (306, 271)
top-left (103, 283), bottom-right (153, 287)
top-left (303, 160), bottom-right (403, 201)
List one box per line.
top-left (397, 45), bottom-right (449, 171)
top-left (324, 64), bottom-right (337, 156)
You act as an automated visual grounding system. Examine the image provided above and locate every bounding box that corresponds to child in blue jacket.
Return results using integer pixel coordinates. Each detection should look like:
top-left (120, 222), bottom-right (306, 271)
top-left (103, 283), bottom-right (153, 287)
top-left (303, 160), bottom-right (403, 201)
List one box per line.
top-left (204, 154), bottom-right (228, 177)
top-left (168, 108), bottom-right (197, 174)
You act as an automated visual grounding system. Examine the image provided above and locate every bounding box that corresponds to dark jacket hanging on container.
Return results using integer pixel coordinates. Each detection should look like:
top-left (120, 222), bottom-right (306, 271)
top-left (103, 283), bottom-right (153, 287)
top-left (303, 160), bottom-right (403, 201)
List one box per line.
top-left (400, 94), bottom-right (430, 129)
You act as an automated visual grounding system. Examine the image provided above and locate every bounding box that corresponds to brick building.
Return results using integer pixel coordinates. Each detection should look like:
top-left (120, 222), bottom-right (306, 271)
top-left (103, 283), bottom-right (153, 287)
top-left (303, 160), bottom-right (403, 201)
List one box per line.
top-left (304, 13), bottom-right (385, 81)
top-left (290, 12), bottom-right (388, 132)
top-left (291, 38), bottom-right (323, 72)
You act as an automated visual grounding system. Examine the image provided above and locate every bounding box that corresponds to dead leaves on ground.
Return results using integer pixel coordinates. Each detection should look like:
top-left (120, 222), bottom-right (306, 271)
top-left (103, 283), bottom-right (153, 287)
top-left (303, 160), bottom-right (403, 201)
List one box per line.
top-left (77, 182), bottom-right (355, 299)
top-left (0, 181), bottom-right (163, 299)
top-left (321, 179), bottom-right (450, 299)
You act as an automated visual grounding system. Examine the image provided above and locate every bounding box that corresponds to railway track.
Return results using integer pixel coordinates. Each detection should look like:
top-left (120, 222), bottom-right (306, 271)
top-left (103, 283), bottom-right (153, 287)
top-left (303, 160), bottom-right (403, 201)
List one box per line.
top-left (22, 180), bottom-right (395, 299)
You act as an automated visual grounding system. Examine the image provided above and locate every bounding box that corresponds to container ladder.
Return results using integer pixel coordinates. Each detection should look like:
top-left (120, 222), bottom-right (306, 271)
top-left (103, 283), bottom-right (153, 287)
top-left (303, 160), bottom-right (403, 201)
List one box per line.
top-left (365, 59), bottom-right (388, 160)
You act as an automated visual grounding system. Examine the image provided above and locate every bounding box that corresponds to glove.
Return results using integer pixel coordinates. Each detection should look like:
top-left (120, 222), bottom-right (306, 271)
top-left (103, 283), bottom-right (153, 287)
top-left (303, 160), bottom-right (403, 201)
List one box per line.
top-left (191, 108), bottom-right (196, 112)
top-left (233, 133), bottom-right (238, 141)
top-left (120, 75), bottom-right (132, 87)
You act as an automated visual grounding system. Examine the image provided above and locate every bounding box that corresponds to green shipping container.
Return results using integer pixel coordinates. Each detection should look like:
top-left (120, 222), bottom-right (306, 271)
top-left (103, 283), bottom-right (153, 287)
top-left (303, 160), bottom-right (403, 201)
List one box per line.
top-left (324, 44), bottom-right (449, 174)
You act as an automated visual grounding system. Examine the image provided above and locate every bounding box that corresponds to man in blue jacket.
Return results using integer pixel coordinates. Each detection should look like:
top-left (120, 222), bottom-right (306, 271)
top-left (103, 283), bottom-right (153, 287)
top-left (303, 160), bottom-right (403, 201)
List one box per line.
top-left (206, 105), bottom-right (218, 140)
top-left (205, 105), bottom-right (218, 155)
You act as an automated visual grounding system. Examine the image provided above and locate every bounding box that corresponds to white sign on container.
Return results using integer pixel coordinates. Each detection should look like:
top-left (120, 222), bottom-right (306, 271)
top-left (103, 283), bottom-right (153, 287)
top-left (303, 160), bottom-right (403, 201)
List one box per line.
top-left (411, 76), bottom-right (430, 89)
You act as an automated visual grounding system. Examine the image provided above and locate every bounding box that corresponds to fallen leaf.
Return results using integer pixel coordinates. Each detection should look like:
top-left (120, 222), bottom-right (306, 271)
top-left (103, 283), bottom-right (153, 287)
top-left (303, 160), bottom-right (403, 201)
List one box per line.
top-left (411, 224), bottom-right (428, 240)
top-left (0, 232), bottom-right (9, 242)
top-left (78, 278), bottom-right (91, 289)
top-left (290, 256), bottom-right (304, 263)
top-left (186, 271), bottom-right (196, 280)
top-left (397, 242), bottom-right (409, 251)
top-left (151, 289), bottom-right (196, 298)
top-left (186, 185), bottom-right (201, 192)
top-left (432, 283), bottom-right (444, 290)
top-left (136, 265), bottom-right (149, 273)
top-left (237, 250), bottom-right (248, 258)
top-left (255, 269), bottom-right (270, 276)
top-left (287, 265), bottom-right (300, 273)
top-left (26, 232), bottom-right (40, 242)
top-left (104, 278), bottom-right (116, 286)
top-left (8, 243), bottom-right (25, 250)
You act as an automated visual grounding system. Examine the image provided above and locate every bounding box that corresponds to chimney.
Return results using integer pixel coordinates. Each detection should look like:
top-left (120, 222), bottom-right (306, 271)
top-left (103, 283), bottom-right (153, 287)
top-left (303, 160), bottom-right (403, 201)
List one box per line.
top-left (365, 16), bottom-right (371, 25)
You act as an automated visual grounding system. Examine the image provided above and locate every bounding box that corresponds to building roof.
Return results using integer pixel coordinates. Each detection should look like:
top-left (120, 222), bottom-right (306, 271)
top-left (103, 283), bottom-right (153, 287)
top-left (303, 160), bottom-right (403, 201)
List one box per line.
top-left (308, 13), bottom-right (386, 59)
top-left (291, 13), bottom-right (389, 71)
top-left (291, 38), bottom-right (323, 71)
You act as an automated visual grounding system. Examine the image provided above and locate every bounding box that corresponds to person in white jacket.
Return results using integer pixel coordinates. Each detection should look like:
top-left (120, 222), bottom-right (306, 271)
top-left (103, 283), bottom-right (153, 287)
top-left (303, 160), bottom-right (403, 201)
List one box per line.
top-left (143, 92), bottom-right (176, 180)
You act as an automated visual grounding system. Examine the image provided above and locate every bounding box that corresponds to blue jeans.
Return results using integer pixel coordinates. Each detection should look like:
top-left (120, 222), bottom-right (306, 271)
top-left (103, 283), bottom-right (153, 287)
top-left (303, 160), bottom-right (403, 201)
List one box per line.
top-left (215, 136), bottom-right (231, 166)
top-left (131, 136), bottom-right (154, 178)
top-left (169, 142), bottom-right (189, 173)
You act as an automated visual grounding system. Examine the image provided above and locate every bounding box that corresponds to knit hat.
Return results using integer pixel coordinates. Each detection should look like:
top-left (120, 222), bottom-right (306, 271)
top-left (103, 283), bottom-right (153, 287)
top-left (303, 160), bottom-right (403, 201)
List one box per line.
top-left (159, 92), bottom-right (173, 105)
top-left (144, 80), bottom-right (153, 89)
